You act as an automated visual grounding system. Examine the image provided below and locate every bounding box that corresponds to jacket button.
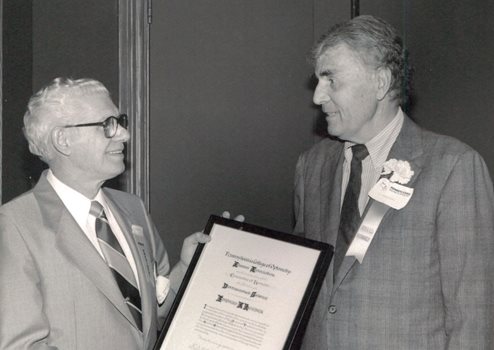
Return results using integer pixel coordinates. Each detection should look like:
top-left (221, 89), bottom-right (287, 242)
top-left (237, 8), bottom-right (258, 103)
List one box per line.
top-left (328, 305), bottom-right (337, 314)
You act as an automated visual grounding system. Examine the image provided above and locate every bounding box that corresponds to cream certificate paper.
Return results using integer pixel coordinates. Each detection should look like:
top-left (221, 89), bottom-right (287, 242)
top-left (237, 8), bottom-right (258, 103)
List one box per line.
top-left (159, 223), bottom-right (323, 350)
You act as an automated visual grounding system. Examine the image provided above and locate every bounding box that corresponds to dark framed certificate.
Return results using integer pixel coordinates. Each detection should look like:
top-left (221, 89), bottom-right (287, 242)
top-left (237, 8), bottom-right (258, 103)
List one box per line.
top-left (154, 215), bottom-right (333, 350)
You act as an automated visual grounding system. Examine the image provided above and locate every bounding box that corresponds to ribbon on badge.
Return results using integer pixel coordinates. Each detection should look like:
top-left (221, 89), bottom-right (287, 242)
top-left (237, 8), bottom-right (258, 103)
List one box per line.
top-left (346, 178), bottom-right (414, 263)
top-left (346, 201), bottom-right (390, 263)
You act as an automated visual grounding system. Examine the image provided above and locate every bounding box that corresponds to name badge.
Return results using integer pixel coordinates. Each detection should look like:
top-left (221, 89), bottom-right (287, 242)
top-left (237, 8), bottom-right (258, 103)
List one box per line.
top-left (368, 178), bottom-right (413, 210)
top-left (132, 224), bottom-right (153, 281)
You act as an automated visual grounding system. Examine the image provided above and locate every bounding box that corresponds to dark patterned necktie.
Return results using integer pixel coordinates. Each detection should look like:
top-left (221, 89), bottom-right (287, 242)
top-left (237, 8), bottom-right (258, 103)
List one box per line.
top-left (90, 201), bottom-right (142, 331)
top-left (333, 144), bottom-right (369, 276)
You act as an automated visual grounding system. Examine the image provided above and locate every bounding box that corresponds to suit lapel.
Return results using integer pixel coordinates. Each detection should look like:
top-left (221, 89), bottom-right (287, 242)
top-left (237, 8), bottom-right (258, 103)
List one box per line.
top-left (320, 143), bottom-right (345, 290)
top-left (33, 174), bottom-right (143, 334)
top-left (331, 116), bottom-right (426, 293)
top-left (103, 191), bottom-right (155, 342)
top-left (55, 213), bottom-right (137, 326)
top-left (385, 116), bottom-right (425, 187)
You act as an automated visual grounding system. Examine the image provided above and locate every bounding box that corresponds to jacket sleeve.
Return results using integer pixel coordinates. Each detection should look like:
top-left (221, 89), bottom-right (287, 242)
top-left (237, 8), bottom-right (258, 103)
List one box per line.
top-left (436, 150), bottom-right (494, 349)
top-left (0, 213), bottom-right (58, 350)
top-left (139, 203), bottom-right (175, 324)
top-left (151, 220), bottom-right (177, 324)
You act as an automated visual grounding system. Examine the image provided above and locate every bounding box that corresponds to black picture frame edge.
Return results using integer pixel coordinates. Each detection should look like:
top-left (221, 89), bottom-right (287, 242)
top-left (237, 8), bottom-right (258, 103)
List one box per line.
top-left (154, 214), bottom-right (333, 350)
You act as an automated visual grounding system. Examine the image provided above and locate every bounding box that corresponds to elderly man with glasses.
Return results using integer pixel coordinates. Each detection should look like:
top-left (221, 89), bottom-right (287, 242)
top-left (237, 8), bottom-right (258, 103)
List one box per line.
top-left (0, 77), bottom-right (208, 350)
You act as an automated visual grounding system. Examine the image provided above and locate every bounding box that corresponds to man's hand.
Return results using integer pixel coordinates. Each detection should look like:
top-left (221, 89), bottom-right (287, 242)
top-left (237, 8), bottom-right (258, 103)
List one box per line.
top-left (179, 232), bottom-right (210, 268)
top-left (221, 211), bottom-right (245, 222)
top-left (179, 212), bottom-right (245, 268)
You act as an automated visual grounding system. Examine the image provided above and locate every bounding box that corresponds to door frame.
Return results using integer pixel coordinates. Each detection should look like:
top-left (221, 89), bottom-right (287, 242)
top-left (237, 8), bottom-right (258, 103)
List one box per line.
top-left (119, 0), bottom-right (151, 208)
top-left (0, 4), bottom-right (3, 202)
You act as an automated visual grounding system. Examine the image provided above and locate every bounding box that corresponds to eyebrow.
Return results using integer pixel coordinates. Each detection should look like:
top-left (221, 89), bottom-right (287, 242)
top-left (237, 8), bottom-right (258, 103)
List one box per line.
top-left (316, 69), bottom-right (334, 78)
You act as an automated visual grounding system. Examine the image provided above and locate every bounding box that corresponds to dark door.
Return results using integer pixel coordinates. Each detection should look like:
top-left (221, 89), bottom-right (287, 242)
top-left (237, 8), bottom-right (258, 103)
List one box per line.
top-left (1, 0), bottom-right (119, 203)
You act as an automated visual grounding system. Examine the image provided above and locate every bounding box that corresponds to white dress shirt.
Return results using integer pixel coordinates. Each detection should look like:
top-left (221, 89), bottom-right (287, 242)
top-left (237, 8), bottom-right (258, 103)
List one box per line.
top-left (341, 107), bottom-right (405, 214)
top-left (46, 170), bottom-right (140, 289)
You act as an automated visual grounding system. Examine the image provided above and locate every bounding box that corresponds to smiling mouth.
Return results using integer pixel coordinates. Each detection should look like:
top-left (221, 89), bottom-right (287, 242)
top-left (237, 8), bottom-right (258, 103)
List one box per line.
top-left (325, 111), bottom-right (339, 118)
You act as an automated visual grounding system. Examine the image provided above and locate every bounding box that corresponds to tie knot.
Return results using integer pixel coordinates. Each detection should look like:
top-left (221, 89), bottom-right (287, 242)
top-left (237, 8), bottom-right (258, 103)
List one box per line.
top-left (351, 144), bottom-right (369, 162)
top-left (89, 201), bottom-right (105, 218)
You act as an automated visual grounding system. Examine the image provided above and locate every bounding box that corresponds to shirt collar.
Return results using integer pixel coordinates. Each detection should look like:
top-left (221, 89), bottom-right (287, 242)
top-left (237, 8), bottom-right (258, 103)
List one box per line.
top-left (344, 107), bottom-right (404, 171)
top-left (46, 169), bottom-right (104, 229)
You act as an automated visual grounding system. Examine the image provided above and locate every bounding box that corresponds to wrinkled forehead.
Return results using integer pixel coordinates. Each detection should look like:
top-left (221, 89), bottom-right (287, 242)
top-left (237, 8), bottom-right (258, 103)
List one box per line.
top-left (315, 43), bottom-right (368, 76)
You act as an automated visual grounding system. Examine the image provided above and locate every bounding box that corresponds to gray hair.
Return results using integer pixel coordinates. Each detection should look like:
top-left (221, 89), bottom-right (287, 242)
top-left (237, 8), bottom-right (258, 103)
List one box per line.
top-left (23, 77), bottom-right (110, 162)
top-left (311, 15), bottom-right (412, 106)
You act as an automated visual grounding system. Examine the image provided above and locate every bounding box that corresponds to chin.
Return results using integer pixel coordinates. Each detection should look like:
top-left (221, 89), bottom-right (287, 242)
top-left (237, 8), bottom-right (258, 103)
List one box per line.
top-left (106, 166), bottom-right (126, 181)
top-left (326, 127), bottom-right (342, 139)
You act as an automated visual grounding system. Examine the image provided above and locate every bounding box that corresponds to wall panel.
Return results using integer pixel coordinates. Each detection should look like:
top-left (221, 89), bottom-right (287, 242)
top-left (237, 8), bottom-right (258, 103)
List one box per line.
top-left (149, 1), bottom-right (346, 264)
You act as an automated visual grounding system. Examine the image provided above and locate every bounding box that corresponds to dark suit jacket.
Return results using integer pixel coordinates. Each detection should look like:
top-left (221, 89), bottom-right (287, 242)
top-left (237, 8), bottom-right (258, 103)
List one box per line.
top-left (294, 116), bottom-right (494, 349)
top-left (0, 173), bottom-right (175, 350)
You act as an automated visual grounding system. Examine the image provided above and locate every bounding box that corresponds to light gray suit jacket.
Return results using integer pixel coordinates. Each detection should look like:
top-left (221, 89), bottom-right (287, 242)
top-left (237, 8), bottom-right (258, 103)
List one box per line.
top-left (294, 117), bottom-right (494, 349)
top-left (0, 173), bottom-right (175, 350)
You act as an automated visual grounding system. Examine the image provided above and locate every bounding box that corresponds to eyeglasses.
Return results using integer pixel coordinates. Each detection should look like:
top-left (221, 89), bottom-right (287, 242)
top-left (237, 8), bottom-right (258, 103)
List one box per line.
top-left (63, 114), bottom-right (128, 138)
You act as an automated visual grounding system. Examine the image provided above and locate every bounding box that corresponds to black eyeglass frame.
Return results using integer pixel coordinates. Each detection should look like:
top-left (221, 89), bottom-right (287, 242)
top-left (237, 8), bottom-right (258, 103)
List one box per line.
top-left (62, 114), bottom-right (128, 138)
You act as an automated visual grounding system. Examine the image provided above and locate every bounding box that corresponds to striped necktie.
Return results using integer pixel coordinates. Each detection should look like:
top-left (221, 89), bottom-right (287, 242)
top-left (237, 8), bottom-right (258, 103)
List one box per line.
top-left (333, 144), bottom-right (369, 276)
top-left (90, 200), bottom-right (142, 331)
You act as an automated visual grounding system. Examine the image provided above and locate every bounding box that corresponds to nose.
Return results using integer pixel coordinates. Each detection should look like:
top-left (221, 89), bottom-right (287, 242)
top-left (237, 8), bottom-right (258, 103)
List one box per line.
top-left (113, 124), bottom-right (130, 142)
top-left (313, 81), bottom-right (330, 106)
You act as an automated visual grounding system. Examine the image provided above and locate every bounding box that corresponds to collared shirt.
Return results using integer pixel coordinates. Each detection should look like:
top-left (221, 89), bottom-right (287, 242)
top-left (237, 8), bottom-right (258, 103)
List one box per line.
top-left (341, 108), bottom-right (405, 214)
top-left (46, 170), bottom-right (140, 289)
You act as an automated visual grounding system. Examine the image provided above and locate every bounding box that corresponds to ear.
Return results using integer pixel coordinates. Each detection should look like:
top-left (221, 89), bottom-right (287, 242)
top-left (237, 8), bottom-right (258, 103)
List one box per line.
top-left (375, 67), bottom-right (392, 101)
top-left (51, 127), bottom-right (72, 156)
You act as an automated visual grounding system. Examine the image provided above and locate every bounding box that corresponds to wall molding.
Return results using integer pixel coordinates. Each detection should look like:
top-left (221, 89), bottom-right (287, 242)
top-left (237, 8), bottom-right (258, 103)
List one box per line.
top-left (0, 4), bottom-right (3, 202)
top-left (119, 0), bottom-right (151, 208)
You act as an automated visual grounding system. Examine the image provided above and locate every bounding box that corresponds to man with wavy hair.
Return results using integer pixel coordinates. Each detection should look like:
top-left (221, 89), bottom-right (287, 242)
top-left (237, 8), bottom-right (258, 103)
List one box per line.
top-left (294, 15), bottom-right (494, 349)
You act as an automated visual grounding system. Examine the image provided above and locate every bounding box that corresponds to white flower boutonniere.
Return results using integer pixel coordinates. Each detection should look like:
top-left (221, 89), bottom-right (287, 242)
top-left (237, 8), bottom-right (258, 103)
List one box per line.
top-left (381, 159), bottom-right (414, 184)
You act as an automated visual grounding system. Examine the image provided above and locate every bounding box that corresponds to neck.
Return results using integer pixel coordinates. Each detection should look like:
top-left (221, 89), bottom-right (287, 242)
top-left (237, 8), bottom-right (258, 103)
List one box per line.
top-left (356, 102), bottom-right (400, 144)
top-left (50, 167), bottom-right (104, 199)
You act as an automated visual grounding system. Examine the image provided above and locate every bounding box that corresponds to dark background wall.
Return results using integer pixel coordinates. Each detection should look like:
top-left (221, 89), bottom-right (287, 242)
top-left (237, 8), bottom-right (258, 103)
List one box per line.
top-left (32, 0), bottom-right (119, 95)
top-left (149, 0), bottom-right (348, 264)
top-left (2, 0), bottom-right (33, 202)
top-left (361, 0), bottom-right (494, 173)
top-left (1, 0), bottom-right (119, 203)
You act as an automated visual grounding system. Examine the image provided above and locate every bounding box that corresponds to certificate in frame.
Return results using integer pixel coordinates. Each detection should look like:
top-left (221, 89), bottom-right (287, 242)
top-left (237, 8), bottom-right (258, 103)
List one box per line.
top-left (154, 215), bottom-right (333, 350)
